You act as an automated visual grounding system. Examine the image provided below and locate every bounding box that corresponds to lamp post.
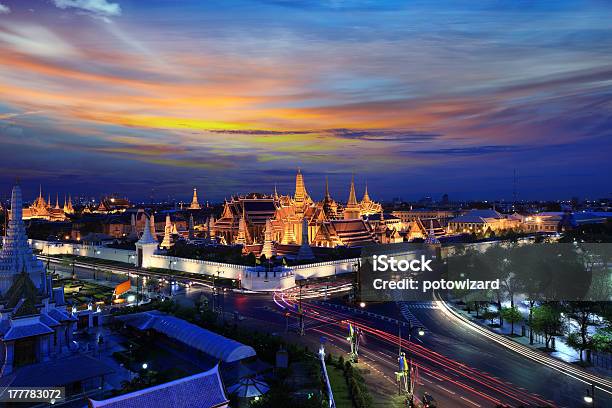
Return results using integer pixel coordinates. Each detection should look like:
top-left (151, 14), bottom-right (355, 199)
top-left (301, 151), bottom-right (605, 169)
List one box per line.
top-left (213, 268), bottom-right (224, 313)
top-left (299, 281), bottom-right (305, 336)
top-left (93, 249), bottom-right (101, 280)
top-left (128, 254), bottom-right (135, 277)
top-left (71, 246), bottom-right (78, 280)
top-left (584, 384), bottom-right (595, 407)
top-left (46, 241), bottom-right (51, 272)
top-left (352, 260), bottom-right (361, 305)
top-left (398, 322), bottom-right (425, 404)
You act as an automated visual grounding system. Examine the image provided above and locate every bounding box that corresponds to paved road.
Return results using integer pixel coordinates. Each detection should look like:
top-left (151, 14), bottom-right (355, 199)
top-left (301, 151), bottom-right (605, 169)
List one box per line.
top-left (351, 299), bottom-right (612, 408)
top-left (53, 260), bottom-right (611, 407)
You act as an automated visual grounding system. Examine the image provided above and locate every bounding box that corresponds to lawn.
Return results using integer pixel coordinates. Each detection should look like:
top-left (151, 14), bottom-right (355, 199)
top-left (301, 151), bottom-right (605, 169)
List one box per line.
top-left (327, 365), bottom-right (353, 408)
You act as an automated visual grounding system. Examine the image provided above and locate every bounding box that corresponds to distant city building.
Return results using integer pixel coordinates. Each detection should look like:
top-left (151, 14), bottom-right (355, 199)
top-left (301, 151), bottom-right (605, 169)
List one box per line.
top-left (94, 195), bottom-right (131, 214)
top-left (447, 209), bottom-right (521, 235)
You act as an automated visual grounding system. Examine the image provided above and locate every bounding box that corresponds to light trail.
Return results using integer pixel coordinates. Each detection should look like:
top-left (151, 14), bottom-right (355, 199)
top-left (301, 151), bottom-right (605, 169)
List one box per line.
top-left (275, 290), bottom-right (554, 407)
top-left (435, 294), bottom-right (612, 396)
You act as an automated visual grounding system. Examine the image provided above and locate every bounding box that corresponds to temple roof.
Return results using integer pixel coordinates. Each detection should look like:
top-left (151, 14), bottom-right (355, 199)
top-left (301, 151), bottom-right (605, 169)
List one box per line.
top-left (2, 321), bottom-right (54, 341)
top-left (88, 365), bottom-right (228, 408)
top-left (0, 354), bottom-right (115, 388)
top-left (5, 271), bottom-right (40, 309)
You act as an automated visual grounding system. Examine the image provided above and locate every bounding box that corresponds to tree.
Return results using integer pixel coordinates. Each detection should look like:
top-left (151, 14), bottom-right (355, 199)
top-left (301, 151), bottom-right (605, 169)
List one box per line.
top-left (513, 244), bottom-right (548, 344)
top-left (565, 301), bottom-right (599, 362)
top-left (531, 304), bottom-right (563, 350)
top-left (591, 328), bottom-right (612, 353)
top-left (501, 306), bottom-right (522, 336)
top-left (481, 244), bottom-right (510, 326)
top-left (566, 332), bottom-right (590, 363)
top-left (481, 309), bottom-right (497, 325)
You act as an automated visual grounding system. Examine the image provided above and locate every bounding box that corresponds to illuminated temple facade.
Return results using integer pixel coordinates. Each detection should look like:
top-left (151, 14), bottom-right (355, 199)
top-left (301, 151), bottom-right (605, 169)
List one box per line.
top-left (21, 187), bottom-right (72, 221)
top-left (211, 170), bottom-right (385, 250)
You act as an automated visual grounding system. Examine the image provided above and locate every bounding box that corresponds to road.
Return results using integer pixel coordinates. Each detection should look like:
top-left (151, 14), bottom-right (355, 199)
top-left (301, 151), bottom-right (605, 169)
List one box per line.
top-left (51, 259), bottom-right (611, 407)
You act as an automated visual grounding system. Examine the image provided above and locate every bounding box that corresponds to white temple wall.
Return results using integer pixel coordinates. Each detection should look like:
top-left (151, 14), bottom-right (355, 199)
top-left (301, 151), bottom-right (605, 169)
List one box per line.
top-left (292, 258), bottom-right (358, 280)
top-left (242, 268), bottom-right (294, 291)
top-left (147, 254), bottom-right (245, 281)
top-left (30, 240), bottom-right (135, 263)
top-left (30, 240), bottom-right (358, 291)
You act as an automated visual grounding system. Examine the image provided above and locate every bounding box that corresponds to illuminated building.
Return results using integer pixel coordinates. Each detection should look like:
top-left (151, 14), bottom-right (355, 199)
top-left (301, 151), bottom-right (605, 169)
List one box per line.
top-left (63, 194), bottom-right (75, 215)
top-left (342, 176), bottom-right (361, 220)
top-left (94, 195), bottom-right (131, 214)
top-left (189, 187), bottom-right (202, 210)
top-left (211, 170), bottom-right (383, 251)
top-left (21, 186), bottom-right (68, 222)
top-left (358, 184), bottom-right (382, 217)
top-left (447, 209), bottom-right (521, 235)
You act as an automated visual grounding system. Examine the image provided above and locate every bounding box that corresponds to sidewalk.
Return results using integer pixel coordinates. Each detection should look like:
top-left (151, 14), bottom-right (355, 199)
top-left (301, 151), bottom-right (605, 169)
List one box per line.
top-left (447, 301), bottom-right (612, 378)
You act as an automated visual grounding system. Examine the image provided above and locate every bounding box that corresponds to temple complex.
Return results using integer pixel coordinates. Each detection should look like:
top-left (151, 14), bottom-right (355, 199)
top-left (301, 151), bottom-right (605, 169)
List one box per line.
top-left (21, 186), bottom-right (69, 221)
top-left (210, 170), bottom-right (384, 251)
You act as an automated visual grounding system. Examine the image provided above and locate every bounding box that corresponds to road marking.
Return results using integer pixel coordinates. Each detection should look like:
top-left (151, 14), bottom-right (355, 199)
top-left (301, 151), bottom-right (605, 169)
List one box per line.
top-left (422, 372), bottom-right (444, 382)
top-left (436, 384), bottom-right (456, 395)
top-left (460, 396), bottom-right (481, 407)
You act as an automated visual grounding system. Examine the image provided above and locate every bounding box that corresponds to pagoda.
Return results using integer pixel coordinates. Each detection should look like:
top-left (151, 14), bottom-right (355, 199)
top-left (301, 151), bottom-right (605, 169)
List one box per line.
top-left (0, 184), bottom-right (47, 294)
top-left (189, 187), bottom-right (201, 210)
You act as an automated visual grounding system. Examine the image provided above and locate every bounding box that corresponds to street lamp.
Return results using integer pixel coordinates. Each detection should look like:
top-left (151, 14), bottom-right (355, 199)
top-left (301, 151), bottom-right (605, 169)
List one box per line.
top-left (584, 385), bottom-right (595, 406)
top-left (142, 362), bottom-right (148, 370)
top-left (93, 249), bottom-right (101, 280)
top-left (359, 302), bottom-right (366, 308)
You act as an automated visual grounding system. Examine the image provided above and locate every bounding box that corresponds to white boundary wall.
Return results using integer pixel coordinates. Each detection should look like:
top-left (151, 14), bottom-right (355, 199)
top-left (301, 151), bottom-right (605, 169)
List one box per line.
top-left (29, 240), bottom-right (356, 291)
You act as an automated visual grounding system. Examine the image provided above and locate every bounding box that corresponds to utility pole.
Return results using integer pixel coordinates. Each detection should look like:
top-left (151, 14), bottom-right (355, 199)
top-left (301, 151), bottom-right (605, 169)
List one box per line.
top-left (398, 323), bottom-right (402, 395)
top-left (299, 281), bottom-right (305, 336)
top-left (352, 260), bottom-right (361, 305)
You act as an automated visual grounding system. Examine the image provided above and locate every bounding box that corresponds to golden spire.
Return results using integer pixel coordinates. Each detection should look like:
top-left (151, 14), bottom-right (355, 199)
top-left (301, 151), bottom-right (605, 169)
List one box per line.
top-left (362, 182), bottom-right (371, 203)
top-left (343, 174), bottom-right (361, 220)
top-left (347, 174), bottom-right (358, 207)
top-left (294, 168), bottom-right (307, 203)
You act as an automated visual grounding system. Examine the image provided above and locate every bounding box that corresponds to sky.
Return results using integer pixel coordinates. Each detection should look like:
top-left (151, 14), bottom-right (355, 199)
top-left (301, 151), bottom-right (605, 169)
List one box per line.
top-left (0, 0), bottom-right (611, 203)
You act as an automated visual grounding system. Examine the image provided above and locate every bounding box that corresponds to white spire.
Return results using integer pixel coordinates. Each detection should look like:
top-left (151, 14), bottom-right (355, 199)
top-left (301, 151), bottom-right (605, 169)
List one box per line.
top-left (297, 217), bottom-right (315, 260)
top-left (137, 216), bottom-right (158, 245)
top-left (0, 184), bottom-right (46, 295)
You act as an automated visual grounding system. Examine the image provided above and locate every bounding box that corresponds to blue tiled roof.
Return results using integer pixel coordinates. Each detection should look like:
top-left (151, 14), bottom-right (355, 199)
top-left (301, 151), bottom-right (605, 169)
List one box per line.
top-left (3, 322), bottom-right (53, 341)
top-left (48, 308), bottom-right (76, 322)
top-left (0, 354), bottom-right (115, 387)
top-left (117, 311), bottom-right (255, 363)
top-left (40, 313), bottom-right (60, 327)
top-left (89, 365), bottom-right (229, 408)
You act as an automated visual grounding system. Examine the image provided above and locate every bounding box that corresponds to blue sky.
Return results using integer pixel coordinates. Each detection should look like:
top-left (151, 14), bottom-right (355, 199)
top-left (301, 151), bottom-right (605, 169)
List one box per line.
top-left (0, 0), bottom-right (610, 202)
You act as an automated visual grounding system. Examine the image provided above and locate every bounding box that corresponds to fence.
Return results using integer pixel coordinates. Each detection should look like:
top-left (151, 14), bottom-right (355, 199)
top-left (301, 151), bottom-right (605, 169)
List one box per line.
top-left (590, 350), bottom-right (612, 370)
